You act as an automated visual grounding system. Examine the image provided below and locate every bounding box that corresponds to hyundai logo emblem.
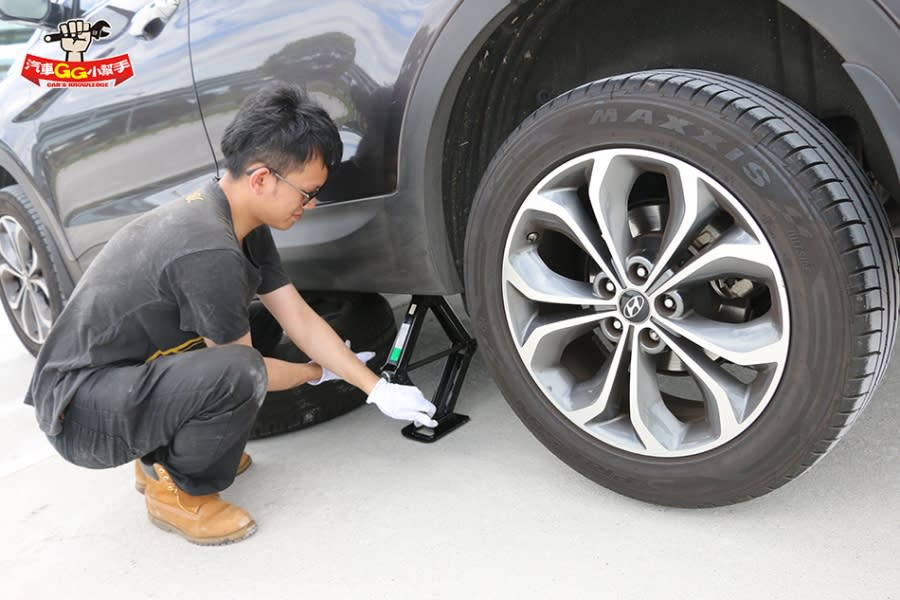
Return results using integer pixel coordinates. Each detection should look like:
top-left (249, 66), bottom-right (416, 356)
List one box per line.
top-left (620, 291), bottom-right (650, 322)
top-left (623, 295), bottom-right (645, 319)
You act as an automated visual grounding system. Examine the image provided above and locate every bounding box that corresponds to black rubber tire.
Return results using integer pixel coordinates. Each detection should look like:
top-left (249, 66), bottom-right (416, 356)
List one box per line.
top-left (464, 69), bottom-right (899, 507)
top-left (249, 291), bottom-right (397, 439)
top-left (0, 185), bottom-right (65, 356)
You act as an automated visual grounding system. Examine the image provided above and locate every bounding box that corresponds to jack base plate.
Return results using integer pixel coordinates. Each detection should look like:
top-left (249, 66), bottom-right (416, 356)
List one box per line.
top-left (401, 413), bottom-right (470, 443)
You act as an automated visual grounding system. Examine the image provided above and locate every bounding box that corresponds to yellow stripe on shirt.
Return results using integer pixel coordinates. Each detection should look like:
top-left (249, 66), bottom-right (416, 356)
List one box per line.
top-left (145, 336), bottom-right (206, 363)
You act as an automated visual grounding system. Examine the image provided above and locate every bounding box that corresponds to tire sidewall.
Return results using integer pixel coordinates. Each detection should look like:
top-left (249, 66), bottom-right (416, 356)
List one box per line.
top-left (466, 92), bottom-right (854, 503)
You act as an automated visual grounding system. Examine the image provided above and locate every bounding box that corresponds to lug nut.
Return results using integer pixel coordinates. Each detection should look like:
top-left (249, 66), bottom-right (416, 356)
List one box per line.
top-left (598, 318), bottom-right (625, 343)
top-left (639, 328), bottom-right (667, 354)
top-left (593, 275), bottom-right (617, 300)
top-left (657, 292), bottom-right (685, 319)
top-left (626, 256), bottom-right (653, 284)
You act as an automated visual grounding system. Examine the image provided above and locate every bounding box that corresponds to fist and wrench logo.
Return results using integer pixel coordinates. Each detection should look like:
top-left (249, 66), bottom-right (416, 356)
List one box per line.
top-left (44, 19), bottom-right (111, 62)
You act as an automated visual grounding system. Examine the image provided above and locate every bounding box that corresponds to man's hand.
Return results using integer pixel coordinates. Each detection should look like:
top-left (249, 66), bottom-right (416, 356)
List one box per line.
top-left (260, 285), bottom-right (381, 394)
top-left (308, 340), bottom-right (375, 385)
top-left (204, 332), bottom-right (323, 392)
top-left (58, 20), bottom-right (93, 62)
top-left (366, 379), bottom-right (438, 428)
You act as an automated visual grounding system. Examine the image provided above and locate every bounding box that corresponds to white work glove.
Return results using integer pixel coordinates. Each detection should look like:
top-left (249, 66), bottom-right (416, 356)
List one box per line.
top-left (366, 378), bottom-right (438, 428)
top-left (307, 340), bottom-right (376, 386)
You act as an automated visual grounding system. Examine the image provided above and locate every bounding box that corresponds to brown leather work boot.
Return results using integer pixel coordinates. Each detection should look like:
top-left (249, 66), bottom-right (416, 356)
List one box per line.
top-left (134, 452), bottom-right (252, 494)
top-left (143, 463), bottom-right (257, 545)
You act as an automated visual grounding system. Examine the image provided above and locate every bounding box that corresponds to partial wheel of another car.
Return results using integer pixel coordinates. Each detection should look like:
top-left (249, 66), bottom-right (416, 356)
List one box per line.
top-left (0, 185), bottom-right (64, 356)
top-left (464, 69), bottom-right (898, 507)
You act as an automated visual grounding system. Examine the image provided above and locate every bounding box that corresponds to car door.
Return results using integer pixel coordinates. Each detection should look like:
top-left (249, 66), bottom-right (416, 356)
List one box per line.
top-left (187, 0), bottom-right (444, 289)
top-left (187, 0), bottom-right (433, 203)
top-left (28, 0), bottom-right (213, 267)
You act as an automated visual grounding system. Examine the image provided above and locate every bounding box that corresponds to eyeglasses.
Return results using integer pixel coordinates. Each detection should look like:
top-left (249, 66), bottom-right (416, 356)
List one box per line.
top-left (245, 165), bottom-right (322, 207)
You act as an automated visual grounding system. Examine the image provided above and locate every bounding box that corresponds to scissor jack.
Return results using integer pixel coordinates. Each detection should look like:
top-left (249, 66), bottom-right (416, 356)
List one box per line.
top-left (379, 295), bottom-right (477, 443)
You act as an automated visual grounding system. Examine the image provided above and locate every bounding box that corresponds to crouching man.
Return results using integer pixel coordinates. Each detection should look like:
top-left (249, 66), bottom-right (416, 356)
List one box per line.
top-left (24, 83), bottom-right (437, 545)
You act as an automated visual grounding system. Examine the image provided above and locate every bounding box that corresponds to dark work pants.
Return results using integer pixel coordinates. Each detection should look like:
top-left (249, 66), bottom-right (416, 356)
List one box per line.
top-left (49, 303), bottom-right (282, 495)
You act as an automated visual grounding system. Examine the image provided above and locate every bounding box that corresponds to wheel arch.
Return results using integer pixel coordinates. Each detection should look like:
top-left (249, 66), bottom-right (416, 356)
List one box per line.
top-left (427, 0), bottom-right (900, 287)
top-left (0, 150), bottom-right (78, 299)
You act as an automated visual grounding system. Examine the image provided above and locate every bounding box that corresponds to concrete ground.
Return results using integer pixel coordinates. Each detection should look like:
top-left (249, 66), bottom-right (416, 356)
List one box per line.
top-left (1, 295), bottom-right (897, 600)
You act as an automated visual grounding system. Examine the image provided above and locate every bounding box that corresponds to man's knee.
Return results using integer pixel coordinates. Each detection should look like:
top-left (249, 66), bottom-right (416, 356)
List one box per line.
top-left (209, 345), bottom-right (268, 409)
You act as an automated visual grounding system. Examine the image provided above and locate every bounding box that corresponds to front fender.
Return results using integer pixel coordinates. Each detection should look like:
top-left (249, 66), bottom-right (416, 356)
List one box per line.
top-left (0, 143), bottom-right (79, 296)
top-left (781, 0), bottom-right (900, 184)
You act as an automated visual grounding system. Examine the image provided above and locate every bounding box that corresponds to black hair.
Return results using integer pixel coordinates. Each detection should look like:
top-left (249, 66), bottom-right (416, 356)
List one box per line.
top-left (220, 82), bottom-right (343, 177)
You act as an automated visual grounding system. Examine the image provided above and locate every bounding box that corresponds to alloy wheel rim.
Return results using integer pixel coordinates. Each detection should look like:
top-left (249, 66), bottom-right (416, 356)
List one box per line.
top-left (0, 215), bottom-right (52, 344)
top-left (501, 148), bottom-right (790, 457)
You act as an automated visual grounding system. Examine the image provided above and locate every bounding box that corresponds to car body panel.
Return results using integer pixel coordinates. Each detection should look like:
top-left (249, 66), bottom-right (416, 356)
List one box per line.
top-left (781, 0), bottom-right (900, 180)
top-left (0, 1), bottom-right (210, 274)
top-left (29, 1), bottom-right (208, 269)
top-left (187, 0), bottom-right (469, 293)
top-left (0, 22), bottom-right (33, 78)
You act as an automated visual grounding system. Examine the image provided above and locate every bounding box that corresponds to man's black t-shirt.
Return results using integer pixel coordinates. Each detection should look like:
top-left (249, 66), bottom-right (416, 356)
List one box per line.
top-left (25, 179), bottom-right (289, 436)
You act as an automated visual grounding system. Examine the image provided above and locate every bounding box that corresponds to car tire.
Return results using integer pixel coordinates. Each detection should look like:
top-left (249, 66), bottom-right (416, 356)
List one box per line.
top-left (0, 185), bottom-right (65, 356)
top-left (249, 291), bottom-right (397, 439)
top-left (464, 69), bottom-right (899, 507)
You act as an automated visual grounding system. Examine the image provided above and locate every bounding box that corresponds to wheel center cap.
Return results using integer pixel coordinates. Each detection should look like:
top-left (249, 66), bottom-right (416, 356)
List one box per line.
top-left (619, 291), bottom-right (650, 322)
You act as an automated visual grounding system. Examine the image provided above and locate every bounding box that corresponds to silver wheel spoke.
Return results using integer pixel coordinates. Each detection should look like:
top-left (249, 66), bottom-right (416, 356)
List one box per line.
top-left (523, 189), bottom-right (620, 285)
top-left (31, 288), bottom-right (52, 343)
top-left (12, 221), bottom-right (33, 276)
top-left (567, 326), bottom-right (631, 425)
top-left (655, 313), bottom-right (785, 366)
top-left (12, 283), bottom-right (27, 312)
top-left (653, 327), bottom-right (745, 437)
top-left (0, 217), bottom-right (24, 274)
top-left (31, 276), bottom-right (50, 300)
top-left (651, 228), bottom-right (776, 296)
top-left (18, 286), bottom-right (36, 338)
top-left (506, 247), bottom-right (615, 308)
top-left (645, 164), bottom-right (718, 289)
top-left (26, 245), bottom-right (40, 277)
top-left (587, 153), bottom-right (636, 283)
top-left (1, 264), bottom-right (26, 309)
top-left (629, 328), bottom-right (687, 452)
top-left (521, 311), bottom-right (612, 369)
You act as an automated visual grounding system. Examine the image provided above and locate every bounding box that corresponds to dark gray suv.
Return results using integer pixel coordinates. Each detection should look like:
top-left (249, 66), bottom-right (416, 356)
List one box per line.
top-left (1, 0), bottom-right (899, 507)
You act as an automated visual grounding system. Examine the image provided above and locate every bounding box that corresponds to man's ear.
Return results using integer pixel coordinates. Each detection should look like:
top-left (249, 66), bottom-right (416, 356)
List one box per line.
top-left (246, 166), bottom-right (269, 196)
